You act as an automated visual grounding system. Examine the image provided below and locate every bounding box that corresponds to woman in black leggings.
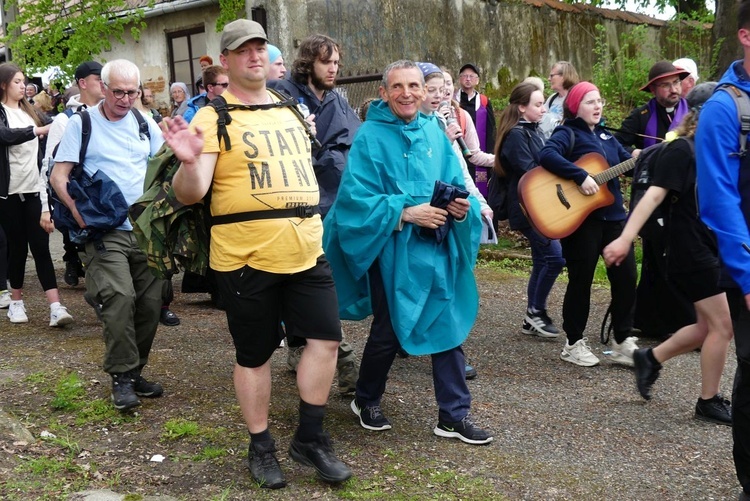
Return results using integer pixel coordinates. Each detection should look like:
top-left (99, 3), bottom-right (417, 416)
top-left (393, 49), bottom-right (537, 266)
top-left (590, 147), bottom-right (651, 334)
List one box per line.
top-left (0, 63), bottom-right (72, 326)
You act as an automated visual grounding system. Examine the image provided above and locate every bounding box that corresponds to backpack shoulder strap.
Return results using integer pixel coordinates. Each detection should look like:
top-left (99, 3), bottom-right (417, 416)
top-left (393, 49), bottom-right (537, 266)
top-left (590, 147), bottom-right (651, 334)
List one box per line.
top-left (79, 110), bottom-right (92, 166)
top-left (716, 83), bottom-right (750, 157)
top-left (63, 108), bottom-right (75, 118)
top-left (567, 127), bottom-right (575, 158)
top-left (208, 95), bottom-right (232, 151)
top-left (130, 108), bottom-right (150, 141)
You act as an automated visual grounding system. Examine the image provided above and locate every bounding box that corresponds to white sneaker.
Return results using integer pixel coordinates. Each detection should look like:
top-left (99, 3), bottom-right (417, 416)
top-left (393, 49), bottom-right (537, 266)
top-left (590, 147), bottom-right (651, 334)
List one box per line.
top-left (561, 338), bottom-right (600, 367)
top-left (50, 305), bottom-right (73, 327)
top-left (0, 290), bottom-right (10, 309)
top-left (609, 336), bottom-right (639, 367)
top-left (8, 301), bottom-right (28, 323)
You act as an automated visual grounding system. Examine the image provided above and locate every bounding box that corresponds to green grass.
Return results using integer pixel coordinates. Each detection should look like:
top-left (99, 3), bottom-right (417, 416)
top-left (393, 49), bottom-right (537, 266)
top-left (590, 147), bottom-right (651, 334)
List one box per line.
top-left (162, 418), bottom-right (200, 440)
top-left (50, 372), bottom-right (86, 411)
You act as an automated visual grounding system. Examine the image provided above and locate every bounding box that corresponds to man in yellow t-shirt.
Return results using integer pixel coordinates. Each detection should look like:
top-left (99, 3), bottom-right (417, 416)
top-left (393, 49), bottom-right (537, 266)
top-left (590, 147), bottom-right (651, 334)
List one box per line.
top-left (165, 19), bottom-right (351, 489)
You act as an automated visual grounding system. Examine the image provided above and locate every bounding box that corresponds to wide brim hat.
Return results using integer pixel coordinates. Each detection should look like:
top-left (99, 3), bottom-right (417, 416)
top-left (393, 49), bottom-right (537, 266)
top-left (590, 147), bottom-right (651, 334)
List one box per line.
top-left (640, 61), bottom-right (691, 92)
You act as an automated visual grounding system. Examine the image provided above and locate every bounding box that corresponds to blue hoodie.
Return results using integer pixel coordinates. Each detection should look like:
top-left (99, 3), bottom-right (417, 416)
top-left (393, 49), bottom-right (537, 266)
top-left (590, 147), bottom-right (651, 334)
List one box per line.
top-left (696, 60), bottom-right (750, 293)
top-left (539, 117), bottom-right (632, 221)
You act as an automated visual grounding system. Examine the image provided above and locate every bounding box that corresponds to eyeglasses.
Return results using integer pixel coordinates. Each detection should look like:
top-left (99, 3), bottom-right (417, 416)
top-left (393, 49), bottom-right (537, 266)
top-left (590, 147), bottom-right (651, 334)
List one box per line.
top-left (104, 82), bottom-right (139, 100)
top-left (655, 79), bottom-right (681, 91)
top-left (582, 98), bottom-right (606, 107)
top-left (209, 82), bottom-right (229, 88)
top-left (549, 73), bottom-right (562, 78)
top-left (459, 74), bottom-right (478, 81)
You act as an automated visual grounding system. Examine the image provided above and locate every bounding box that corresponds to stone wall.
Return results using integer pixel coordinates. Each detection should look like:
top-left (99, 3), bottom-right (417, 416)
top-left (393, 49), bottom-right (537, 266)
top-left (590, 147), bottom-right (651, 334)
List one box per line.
top-left (252, 0), bottom-right (710, 85)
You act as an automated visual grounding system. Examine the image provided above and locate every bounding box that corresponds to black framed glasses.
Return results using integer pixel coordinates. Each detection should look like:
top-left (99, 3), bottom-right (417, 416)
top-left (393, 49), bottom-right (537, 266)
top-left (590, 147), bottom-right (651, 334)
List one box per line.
top-left (103, 82), bottom-right (139, 100)
top-left (209, 82), bottom-right (229, 88)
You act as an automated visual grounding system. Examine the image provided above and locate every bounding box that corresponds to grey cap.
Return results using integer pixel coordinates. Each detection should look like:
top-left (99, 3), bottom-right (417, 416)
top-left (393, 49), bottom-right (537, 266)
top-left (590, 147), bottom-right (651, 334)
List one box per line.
top-left (220, 19), bottom-right (268, 52)
top-left (686, 81), bottom-right (718, 110)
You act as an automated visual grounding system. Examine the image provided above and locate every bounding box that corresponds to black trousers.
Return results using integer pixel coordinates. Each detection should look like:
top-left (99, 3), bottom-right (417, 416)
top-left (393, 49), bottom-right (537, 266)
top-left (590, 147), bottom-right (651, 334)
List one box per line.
top-left (560, 217), bottom-right (636, 344)
top-left (727, 288), bottom-right (750, 495)
top-left (0, 193), bottom-right (57, 291)
top-left (0, 222), bottom-right (7, 286)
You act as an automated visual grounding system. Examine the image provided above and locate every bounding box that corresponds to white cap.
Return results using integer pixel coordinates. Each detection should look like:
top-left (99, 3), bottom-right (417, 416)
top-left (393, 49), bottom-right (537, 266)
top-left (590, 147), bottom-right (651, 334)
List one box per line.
top-left (673, 58), bottom-right (699, 83)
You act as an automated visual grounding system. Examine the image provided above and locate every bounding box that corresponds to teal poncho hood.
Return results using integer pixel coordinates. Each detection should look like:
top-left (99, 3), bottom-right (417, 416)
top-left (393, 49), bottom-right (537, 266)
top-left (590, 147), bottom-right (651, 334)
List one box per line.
top-left (323, 100), bottom-right (482, 355)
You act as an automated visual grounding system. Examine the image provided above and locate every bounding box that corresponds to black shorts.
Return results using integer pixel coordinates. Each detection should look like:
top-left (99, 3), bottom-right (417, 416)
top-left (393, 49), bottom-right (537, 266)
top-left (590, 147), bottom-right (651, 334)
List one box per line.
top-left (668, 266), bottom-right (722, 303)
top-left (215, 255), bottom-right (342, 368)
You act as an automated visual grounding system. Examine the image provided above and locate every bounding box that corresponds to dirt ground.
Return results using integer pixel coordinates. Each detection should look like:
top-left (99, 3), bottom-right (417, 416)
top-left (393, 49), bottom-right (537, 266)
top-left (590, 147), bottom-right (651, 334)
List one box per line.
top-left (0, 232), bottom-right (741, 500)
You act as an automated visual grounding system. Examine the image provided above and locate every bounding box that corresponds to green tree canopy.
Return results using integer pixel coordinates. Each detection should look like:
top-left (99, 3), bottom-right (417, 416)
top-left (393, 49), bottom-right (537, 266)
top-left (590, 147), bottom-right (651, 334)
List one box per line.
top-left (2, 0), bottom-right (150, 80)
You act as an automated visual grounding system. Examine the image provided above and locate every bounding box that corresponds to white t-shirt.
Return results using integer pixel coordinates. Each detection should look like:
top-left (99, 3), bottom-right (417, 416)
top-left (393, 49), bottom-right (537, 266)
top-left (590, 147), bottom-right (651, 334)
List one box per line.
top-left (5, 106), bottom-right (40, 195)
top-left (54, 105), bottom-right (164, 231)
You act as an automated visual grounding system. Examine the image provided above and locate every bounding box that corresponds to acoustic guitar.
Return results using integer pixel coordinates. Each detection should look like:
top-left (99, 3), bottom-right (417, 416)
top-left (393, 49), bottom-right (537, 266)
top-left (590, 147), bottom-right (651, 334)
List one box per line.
top-left (517, 152), bottom-right (635, 240)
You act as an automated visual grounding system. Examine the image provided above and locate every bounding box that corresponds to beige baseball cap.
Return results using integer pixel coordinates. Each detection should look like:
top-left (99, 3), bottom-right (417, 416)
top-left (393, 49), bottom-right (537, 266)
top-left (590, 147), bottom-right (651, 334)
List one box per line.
top-left (220, 19), bottom-right (268, 52)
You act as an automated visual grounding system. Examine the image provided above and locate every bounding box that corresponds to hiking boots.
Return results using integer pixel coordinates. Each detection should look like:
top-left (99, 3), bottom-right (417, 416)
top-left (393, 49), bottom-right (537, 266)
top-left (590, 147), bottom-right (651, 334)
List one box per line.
top-left (134, 374), bottom-right (163, 398)
top-left (7, 301), bottom-right (28, 323)
top-left (248, 440), bottom-right (286, 489)
top-left (633, 348), bottom-right (662, 400)
top-left (287, 345), bottom-right (304, 372)
top-left (50, 305), bottom-right (73, 328)
top-left (433, 416), bottom-right (494, 445)
top-left (695, 394), bottom-right (732, 426)
top-left (289, 432), bottom-right (352, 483)
top-left (523, 309), bottom-right (560, 338)
top-left (609, 336), bottom-right (639, 367)
top-left (337, 356), bottom-right (358, 395)
top-left (159, 308), bottom-right (180, 326)
top-left (351, 398), bottom-right (392, 431)
top-left (64, 261), bottom-right (83, 287)
top-left (110, 372), bottom-right (140, 411)
top-left (560, 338), bottom-right (600, 367)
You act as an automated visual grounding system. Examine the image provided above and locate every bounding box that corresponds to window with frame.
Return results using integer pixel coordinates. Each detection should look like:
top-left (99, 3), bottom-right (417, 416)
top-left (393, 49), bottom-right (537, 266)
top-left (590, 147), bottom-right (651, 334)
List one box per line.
top-left (167, 27), bottom-right (206, 96)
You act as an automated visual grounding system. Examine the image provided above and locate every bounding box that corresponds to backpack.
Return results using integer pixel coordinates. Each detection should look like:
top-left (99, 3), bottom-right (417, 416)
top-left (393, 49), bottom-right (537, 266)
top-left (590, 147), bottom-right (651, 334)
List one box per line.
top-left (628, 137), bottom-right (695, 241)
top-left (129, 89), bottom-right (318, 279)
top-left (48, 108), bottom-right (150, 244)
top-left (715, 83), bottom-right (750, 157)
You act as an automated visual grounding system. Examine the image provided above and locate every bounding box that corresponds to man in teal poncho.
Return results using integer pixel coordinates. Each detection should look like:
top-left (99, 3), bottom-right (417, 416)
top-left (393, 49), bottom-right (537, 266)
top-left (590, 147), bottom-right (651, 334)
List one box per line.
top-left (323, 60), bottom-right (493, 445)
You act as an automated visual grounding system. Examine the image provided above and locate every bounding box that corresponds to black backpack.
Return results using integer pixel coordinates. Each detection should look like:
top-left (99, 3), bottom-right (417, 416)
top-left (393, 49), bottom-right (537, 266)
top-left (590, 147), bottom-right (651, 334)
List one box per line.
top-left (628, 137), bottom-right (694, 241)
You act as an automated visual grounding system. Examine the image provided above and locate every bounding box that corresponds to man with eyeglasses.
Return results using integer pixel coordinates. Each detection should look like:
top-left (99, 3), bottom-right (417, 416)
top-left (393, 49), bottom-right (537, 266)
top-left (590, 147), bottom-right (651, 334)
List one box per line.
top-left (615, 61), bottom-right (695, 343)
top-left (454, 63), bottom-right (496, 192)
top-left (182, 65), bottom-right (229, 123)
top-left (51, 59), bottom-right (166, 413)
top-left (268, 34), bottom-right (362, 395)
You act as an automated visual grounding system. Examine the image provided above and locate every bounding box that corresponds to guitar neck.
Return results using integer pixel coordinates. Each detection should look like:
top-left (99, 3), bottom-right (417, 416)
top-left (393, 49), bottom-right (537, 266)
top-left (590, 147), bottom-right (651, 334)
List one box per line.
top-left (592, 157), bottom-right (636, 185)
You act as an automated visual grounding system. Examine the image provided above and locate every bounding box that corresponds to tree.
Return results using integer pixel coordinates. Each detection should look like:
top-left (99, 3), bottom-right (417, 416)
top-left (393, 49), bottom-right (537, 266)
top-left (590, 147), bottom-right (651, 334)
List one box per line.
top-left (712, 0), bottom-right (741, 78)
top-left (1, 0), bottom-right (150, 80)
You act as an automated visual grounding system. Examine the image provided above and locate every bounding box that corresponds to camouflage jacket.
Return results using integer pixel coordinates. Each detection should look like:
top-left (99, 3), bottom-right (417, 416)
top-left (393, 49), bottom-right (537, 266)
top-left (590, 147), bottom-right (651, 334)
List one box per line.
top-left (129, 143), bottom-right (210, 279)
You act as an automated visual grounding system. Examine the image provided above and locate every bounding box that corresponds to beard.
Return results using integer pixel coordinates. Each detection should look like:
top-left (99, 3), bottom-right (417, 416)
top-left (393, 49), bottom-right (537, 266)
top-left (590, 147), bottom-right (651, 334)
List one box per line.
top-left (311, 71), bottom-right (335, 92)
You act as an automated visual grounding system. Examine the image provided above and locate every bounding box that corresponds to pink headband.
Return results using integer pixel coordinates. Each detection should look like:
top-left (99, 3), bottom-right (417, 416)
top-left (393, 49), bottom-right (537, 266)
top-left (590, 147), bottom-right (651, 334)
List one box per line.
top-left (566, 82), bottom-right (598, 116)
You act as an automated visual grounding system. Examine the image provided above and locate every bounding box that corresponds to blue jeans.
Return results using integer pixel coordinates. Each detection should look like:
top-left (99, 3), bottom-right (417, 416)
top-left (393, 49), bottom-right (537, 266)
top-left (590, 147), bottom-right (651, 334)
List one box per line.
top-left (520, 227), bottom-right (565, 312)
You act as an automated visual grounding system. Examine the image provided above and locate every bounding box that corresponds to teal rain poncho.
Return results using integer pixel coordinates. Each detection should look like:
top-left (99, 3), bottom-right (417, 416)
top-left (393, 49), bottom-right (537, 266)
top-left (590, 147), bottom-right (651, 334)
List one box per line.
top-left (323, 100), bottom-right (482, 356)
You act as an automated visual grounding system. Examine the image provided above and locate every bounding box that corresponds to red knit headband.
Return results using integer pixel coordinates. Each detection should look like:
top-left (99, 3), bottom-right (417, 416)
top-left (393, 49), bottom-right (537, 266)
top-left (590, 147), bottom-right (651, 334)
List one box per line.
top-left (566, 81), bottom-right (599, 116)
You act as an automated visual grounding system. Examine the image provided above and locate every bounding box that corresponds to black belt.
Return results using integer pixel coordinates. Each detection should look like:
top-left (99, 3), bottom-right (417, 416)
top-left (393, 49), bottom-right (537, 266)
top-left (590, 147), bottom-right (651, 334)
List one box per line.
top-left (211, 205), bottom-right (320, 226)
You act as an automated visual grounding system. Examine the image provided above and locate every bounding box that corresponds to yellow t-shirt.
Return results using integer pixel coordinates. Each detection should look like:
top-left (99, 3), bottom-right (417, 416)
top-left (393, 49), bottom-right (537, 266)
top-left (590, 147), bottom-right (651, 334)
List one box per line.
top-left (191, 91), bottom-right (323, 273)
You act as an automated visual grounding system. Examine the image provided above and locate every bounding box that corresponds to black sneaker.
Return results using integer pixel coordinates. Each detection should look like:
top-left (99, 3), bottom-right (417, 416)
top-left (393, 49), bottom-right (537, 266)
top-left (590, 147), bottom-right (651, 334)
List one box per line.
top-left (248, 440), bottom-right (286, 489)
top-left (350, 398), bottom-right (392, 431)
top-left (433, 416), bottom-right (493, 445)
top-left (524, 309), bottom-right (560, 338)
top-left (289, 432), bottom-right (352, 483)
top-left (111, 372), bottom-right (140, 411)
top-left (64, 261), bottom-right (79, 287)
top-left (134, 375), bottom-right (163, 398)
top-left (465, 364), bottom-right (477, 380)
top-left (160, 308), bottom-right (181, 326)
top-left (633, 348), bottom-right (662, 400)
top-left (521, 319), bottom-right (535, 335)
top-left (695, 394), bottom-right (732, 426)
